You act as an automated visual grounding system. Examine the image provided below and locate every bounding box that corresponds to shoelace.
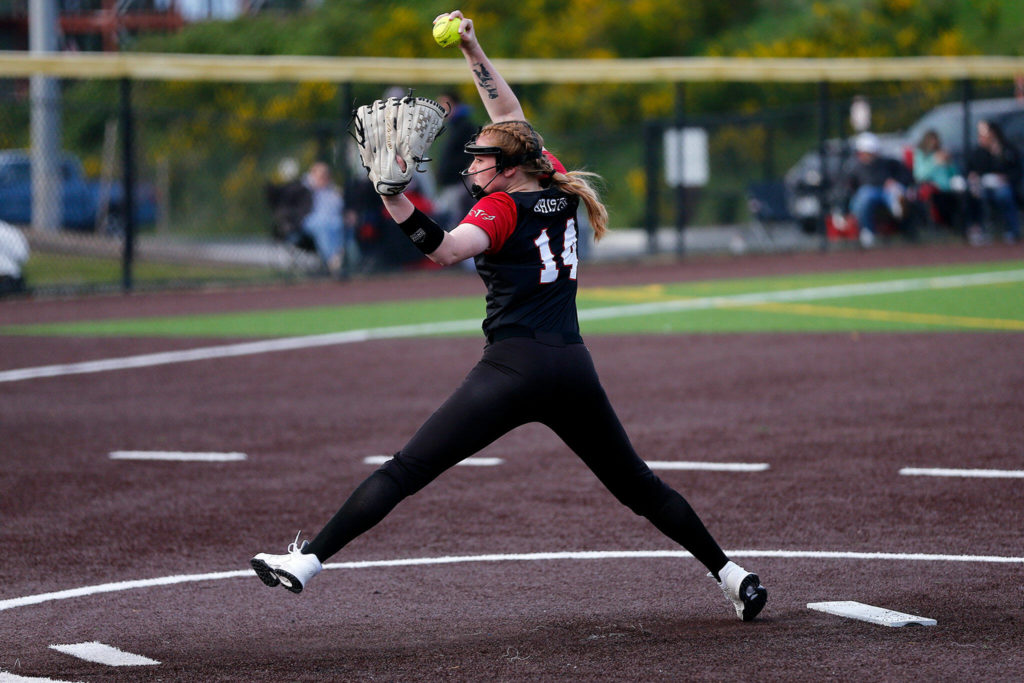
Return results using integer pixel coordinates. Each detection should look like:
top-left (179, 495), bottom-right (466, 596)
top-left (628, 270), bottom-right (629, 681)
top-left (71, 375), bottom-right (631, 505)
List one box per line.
top-left (287, 530), bottom-right (305, 554)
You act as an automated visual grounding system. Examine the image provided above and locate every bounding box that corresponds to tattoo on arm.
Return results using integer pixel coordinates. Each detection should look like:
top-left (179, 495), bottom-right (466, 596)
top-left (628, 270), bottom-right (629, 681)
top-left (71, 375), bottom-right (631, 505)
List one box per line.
top-left (472, 63), bottom-right (500, 100)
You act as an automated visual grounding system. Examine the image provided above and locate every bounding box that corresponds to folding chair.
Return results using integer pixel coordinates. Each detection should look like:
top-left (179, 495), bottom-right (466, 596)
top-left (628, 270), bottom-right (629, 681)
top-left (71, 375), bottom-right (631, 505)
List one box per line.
top-left (749, 181), bottom-right (794, 250)
top-left (746, 180), bottom-right (794, 251)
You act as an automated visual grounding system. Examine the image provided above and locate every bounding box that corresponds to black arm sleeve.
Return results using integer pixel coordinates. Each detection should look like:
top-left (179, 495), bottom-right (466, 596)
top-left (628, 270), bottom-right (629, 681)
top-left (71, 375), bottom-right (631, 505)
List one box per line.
top-left (398, 208), bottom-right (446, 254)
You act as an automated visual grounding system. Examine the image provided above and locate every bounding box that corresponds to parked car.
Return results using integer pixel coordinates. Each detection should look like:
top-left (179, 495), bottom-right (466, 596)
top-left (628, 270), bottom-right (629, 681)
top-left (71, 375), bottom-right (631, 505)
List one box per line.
top-left (0, 149), bottom-right (157, 233)
top-left (784, 98), bottom-right (1024, 231)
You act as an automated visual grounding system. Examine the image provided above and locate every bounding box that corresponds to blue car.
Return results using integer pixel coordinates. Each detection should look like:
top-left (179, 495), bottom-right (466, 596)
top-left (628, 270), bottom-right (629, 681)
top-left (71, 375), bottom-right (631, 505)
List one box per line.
top-left (0, 149), bottom-right (157, 233)
top-left (0, 150), bottom-right (97, 230)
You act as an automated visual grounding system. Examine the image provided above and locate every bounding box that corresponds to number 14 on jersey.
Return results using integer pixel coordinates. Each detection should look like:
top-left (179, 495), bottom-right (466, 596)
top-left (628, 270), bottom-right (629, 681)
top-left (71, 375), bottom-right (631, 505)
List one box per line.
top-left (533, 218), bottom-right (578, 284)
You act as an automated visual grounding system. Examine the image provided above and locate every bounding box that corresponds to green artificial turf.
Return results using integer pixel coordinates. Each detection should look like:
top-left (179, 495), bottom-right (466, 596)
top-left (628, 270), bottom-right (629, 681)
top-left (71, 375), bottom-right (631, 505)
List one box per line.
top-left (4, 260), bottom-right (1023, 338)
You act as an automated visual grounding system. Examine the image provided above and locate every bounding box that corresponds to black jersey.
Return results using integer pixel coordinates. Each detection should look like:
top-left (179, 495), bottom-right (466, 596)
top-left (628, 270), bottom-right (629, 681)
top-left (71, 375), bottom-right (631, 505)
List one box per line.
top-left (462, 186), bottom-right (581, 342)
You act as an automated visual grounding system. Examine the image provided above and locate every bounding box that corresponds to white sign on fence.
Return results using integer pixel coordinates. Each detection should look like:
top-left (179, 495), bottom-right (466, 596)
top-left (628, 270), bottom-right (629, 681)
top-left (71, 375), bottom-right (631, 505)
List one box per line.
top-left (663, 127), bottom-right (709, 188)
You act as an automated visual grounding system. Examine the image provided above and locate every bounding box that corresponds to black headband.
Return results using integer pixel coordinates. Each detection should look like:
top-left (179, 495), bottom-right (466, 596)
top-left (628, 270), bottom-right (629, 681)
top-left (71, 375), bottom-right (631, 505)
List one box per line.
top-left (463, 124), bottom-right (543, 171)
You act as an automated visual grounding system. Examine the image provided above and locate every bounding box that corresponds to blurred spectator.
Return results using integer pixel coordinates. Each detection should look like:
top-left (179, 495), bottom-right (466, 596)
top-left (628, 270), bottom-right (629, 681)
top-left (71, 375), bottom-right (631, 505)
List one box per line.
top-left (434, 90), bottom-right (478, 228)
top-left (343, 174), bottom-right (433, 273)
top-left (965, 119), bottom-right (1022, 245)
top-left (266, 160), bottom-right (347, 275)
top-left (845, 132), bottom-right (914, 248)
top-left (343, 175), bottom-right (384, 270)
top-left (912, 129), bottom-right (961, 229)
top-left (266, 158), bottom-right (312, 245)
top-left (301, 162), bottom-right (346, 274)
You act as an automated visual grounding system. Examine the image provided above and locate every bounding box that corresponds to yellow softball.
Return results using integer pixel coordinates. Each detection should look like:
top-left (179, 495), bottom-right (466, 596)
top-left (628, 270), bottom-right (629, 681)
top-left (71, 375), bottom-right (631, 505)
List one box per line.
top-left (432, 16), bottom-right (462, 48)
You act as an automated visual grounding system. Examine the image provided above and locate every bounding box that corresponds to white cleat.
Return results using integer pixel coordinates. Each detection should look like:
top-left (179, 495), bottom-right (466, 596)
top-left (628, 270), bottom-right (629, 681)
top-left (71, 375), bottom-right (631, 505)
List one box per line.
top-left (250, 532), bottom-right (323, 594)
top-left (714, 560), bottom-right (768, 621)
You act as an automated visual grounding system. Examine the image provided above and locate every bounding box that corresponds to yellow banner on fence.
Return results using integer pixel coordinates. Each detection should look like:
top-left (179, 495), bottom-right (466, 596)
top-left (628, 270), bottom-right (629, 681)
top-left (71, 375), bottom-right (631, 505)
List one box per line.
top-left (2, 51), bottom-right (1024, 84)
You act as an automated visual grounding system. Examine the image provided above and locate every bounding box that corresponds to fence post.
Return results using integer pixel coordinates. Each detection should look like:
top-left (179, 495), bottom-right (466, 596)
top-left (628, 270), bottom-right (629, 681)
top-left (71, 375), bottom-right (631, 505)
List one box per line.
top-left (817, 79), bottom-right (830, 252)
top-left (29, 0), bottom-right (61, 234)
top-left (339, 81), bottom-right (354, 279)
top-left (960, 78), bottom-right (973, 163)
top-left (120, 77), bottom-right (136, 292)
top-left (643, 120), bottom-right (660, 254)
top-left (763, 122), bottom-right (775, 181)
top-left (673, 82), bottom-right (687, 256)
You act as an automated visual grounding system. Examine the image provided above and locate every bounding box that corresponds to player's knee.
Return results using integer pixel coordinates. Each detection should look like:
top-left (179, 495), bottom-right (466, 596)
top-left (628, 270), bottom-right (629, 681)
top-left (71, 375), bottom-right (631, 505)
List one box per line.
top-left (379, 450), bottom-right (442, 497)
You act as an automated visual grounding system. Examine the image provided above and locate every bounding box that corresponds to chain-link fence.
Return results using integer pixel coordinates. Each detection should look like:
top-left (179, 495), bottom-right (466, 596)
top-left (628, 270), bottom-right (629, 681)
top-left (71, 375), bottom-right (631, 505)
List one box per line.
top-left (2, 77), bottom-right (359, 295)
top-left (1, 69), bottom-right (1021, 297)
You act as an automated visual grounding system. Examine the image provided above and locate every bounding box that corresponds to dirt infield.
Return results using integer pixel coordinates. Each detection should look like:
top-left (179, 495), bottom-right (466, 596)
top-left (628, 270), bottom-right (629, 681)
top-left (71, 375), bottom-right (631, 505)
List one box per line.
top-left (2, 242), bottom-right (1022, 681)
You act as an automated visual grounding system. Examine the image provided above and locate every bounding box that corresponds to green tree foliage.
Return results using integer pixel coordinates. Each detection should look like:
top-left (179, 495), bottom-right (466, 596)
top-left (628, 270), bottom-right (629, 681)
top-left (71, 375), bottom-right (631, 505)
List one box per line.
top-left (713, 0), bottom-right (966, 59)
top-left (54, 0), bottom-right (1024, 234)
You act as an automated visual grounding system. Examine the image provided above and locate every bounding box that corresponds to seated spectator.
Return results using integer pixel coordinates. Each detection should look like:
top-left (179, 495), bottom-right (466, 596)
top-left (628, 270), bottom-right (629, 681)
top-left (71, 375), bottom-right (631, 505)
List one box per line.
top-left (912, 129), bottom-right (961, 229)
top-left (846, 132), bottom-right (914, 248)
top-left (301, 162), bottom-right (346, 274)
top-left (266, 160), bottom-right (346, 275)
top-left (965, 119), bottom-right (1022, 245)
top-left (266, 158), bottom-right (312, 246)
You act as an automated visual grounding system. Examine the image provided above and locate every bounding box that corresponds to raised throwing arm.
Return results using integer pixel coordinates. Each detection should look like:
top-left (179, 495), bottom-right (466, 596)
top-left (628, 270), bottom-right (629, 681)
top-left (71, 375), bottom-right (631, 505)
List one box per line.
top-left (436, 10), bottom-right (526, 123)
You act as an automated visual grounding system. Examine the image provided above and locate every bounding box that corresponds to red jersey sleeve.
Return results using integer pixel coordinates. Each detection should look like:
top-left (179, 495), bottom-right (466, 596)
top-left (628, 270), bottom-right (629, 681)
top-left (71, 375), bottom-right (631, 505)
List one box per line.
top-left (460, 192), bottom-right (518, 254)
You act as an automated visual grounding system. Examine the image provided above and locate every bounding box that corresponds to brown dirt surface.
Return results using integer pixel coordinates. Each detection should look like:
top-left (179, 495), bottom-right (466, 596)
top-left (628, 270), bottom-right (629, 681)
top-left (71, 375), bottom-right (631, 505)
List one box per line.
top-left (2, 242), bottom-right (1022, 681)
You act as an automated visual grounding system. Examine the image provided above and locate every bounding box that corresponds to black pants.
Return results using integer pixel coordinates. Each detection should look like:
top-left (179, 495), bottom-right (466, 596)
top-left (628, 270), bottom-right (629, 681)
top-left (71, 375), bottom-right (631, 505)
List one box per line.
top-left (306, 337), bottom-right (729, 575)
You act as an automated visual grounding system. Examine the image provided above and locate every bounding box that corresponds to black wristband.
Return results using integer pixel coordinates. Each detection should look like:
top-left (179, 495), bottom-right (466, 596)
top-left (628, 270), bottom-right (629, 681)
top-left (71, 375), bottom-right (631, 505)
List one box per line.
top-left (398, 208), bottom-right (446, 255)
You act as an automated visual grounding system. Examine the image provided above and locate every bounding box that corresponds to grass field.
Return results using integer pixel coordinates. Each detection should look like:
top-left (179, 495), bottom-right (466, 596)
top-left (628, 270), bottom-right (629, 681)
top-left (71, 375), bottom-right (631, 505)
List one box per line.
top-left (21, 251), bottom-right (270, 289)
top-left (4, 259), bottom-right (1023, 338)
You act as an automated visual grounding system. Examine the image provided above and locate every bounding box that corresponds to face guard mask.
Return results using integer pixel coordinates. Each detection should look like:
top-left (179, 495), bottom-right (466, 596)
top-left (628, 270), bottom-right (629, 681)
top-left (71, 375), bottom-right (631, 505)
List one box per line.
top-left (460, 132), bottom-right (543, 198)
top-left (459, 145), bottom-right (502, 199)
top-left (460, 168), bottom-right (499, 200)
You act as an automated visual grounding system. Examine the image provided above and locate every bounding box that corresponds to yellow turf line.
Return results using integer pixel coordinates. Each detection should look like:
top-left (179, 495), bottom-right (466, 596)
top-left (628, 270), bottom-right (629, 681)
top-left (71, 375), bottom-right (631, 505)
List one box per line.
top-left (725, 301), bottom-right (1024, 330)
top-left (583, 284), bottom-right (672, 302)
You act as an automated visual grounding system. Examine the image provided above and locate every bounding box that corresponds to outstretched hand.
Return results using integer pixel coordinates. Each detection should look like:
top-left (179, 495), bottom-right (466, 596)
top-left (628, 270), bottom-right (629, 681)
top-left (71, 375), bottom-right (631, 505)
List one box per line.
top-left (434, 10), bottom-right (477, 50)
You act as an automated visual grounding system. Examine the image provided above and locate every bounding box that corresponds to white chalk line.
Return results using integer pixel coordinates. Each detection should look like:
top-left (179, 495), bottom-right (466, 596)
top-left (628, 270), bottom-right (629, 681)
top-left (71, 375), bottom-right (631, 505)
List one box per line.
top-left (0, 672), bottom-right (82, 683)
top-left (0, 319), bottom-right (478, 384)
top-left (2, 548), bottom-right (1022, 613)
top-left (363, 455), bottom-right (504, 467)
top-left (647, 461), bottom-right (769, 472)
top-left (3, 269), bottom-right (1023, 384)
top-left (900, 467), bottom-right (1024, 478)
top-left (109, 451), bottom-right (247, 462)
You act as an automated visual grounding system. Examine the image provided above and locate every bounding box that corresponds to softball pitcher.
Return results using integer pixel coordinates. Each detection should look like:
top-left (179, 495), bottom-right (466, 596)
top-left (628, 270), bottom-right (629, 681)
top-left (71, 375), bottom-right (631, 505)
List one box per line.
top-left (252, 10), bottom-right (767, 622)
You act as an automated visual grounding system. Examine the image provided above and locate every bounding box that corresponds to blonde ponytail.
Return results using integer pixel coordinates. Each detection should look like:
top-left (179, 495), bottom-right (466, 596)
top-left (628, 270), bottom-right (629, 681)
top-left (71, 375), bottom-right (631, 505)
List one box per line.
top-left (550, 171), bottom-right (608, 242)
top-left (479, 120), bottom-right (610, 241)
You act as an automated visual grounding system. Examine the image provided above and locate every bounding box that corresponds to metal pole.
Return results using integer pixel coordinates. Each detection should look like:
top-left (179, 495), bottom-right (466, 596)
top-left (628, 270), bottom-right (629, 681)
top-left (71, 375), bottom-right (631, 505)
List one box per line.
top-left (29, 0), bottom-right (61, 233)
top-left (120, 78), bottom-right (136, 292)
top-left (643, 120), bottom-right (660, 254)
top-left (674, 82), bottom-right (687, 257)
top-left (339, 81), bottom-right (354, 279)
top-left (817, 79), bottom-right (830, 252)
top-left (960, 78), bottom-right (973, 165)
top-left (959, 78), bottom-right (973, 237)
top-left (339, 81), bottom-right (354, 186)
